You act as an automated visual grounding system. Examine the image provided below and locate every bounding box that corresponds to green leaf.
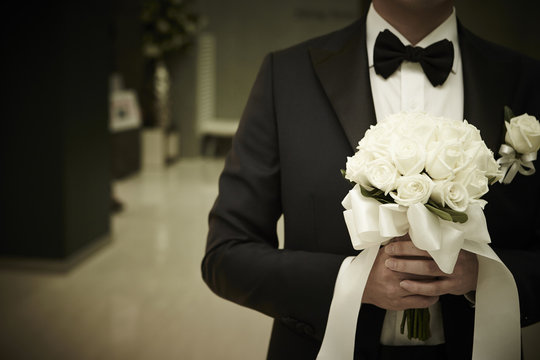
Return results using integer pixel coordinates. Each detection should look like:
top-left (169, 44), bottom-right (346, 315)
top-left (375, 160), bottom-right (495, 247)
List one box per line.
top-left (340, 169), bottom-right (347, 179)
top-left (488, 176), bottom-right (498, 185)
top-left (425, 201), bottom-right (468, 223)
top-left (504, 105), bottom-right (515, 122)
top-left (425, 203), bottom-right (453, 221)
top-left (450, 211), bottom-right (468, 224)
top-left (359, 185), bottom-right (394, 204)
top-left (352, 182), bottom-right (470, 224)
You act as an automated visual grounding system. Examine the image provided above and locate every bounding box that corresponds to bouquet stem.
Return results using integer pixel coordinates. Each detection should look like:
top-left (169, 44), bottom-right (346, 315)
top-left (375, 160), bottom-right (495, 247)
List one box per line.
top-left (400, 308), bottom-right (431, 341)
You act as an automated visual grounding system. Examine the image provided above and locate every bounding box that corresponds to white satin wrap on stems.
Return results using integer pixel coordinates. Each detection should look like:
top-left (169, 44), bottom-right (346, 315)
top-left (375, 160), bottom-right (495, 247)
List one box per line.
top-left (317, 184), bottom-right (521, 360)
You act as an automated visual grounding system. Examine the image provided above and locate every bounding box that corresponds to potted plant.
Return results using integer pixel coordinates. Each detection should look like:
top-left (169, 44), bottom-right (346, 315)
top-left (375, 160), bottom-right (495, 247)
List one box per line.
top-left (140, 0), bottom-right (204, 163)
top-left (141, 0), bottom-right (203, 126)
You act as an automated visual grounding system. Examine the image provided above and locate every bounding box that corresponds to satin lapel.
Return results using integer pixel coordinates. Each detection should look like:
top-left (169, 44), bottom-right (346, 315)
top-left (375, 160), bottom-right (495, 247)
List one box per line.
top-left (309, 20), bottom-right (376, 152)
top-left (459, 23), bottom-right (511, 153)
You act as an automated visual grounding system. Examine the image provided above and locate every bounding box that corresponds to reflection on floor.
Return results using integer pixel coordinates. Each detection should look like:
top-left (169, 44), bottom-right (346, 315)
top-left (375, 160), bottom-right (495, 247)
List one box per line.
top-left (0, 158), bottom-right (539, 359)
top-left (0, 158), bottom-right (271, 360)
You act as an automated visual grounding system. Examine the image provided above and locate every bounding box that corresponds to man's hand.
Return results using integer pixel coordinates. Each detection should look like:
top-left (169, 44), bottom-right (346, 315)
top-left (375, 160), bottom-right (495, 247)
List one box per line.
top-left (388, 238), bottom-right (479, 297)
top-left (362, 235), bottom-right (439, 310)
top-left (362, 235), bottom-right (478, 310)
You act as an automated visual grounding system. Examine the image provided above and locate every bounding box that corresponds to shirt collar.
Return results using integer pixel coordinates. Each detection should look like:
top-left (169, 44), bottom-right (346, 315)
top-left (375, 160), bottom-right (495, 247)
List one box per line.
top-left (366, 3), bottom-right (460, 74)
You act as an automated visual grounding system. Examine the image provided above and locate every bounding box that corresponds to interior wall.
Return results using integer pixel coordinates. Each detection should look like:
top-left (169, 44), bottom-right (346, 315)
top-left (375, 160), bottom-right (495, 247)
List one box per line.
top-left (198, 0), bottom-right (359, 119)
top-left (170, 0), bottom-right (359, 156)
top-left (0, 2), bottom-right (112, 259)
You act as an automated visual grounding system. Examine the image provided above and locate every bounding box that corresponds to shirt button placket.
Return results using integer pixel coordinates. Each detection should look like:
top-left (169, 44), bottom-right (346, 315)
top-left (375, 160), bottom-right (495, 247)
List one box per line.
top-left (400, 62), bottom-right (424, 112)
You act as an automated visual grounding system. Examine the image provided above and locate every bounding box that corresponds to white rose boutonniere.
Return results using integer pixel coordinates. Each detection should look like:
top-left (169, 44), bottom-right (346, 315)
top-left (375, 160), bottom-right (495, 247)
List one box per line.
top-left (505, 114), bottom-right (540, 153)
top-left (498, 106), bottom-right (540, 184)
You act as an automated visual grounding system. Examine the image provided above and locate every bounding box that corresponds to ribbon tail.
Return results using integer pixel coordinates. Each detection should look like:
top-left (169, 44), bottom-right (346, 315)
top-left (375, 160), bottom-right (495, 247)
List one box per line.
top-left (518, 160), bottom-right (536, 176)
top-left (503, 161), bottom-right (521, 184)
top-left (317, 247), bottom-right (379, 360)
top-left (497, 163), bottom-right (511, 184)
top-left (428, 220), bottom-right (464, 274)
top-left (407, 203), bottom-right (442, 252)
top-left (462, 242), bottom-right (521, 360)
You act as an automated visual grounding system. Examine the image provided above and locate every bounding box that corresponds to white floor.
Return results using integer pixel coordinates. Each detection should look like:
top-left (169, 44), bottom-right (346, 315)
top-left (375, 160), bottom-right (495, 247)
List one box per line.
top-left (0, 158), bottom-right (538, 360)
top-left (0, 158), bottom-right (272, 360)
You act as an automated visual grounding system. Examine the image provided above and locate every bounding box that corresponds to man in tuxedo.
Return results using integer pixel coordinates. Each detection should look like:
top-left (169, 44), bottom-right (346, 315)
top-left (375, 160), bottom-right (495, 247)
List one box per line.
top-left (202, 0), bottom-right (540, 358)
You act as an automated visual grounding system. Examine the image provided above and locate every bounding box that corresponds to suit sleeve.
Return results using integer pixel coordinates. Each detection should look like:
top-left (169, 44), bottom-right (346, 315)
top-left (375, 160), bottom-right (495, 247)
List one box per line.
top-left (201, 53), bottom-right (346, 341)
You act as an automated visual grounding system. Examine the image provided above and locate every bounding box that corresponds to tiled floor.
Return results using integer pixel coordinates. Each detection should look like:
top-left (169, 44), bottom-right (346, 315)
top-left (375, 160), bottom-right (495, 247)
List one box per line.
top-left (0, 158), bottom-right (538, 360)
top-left (0, 159), bottom-right (271, 360)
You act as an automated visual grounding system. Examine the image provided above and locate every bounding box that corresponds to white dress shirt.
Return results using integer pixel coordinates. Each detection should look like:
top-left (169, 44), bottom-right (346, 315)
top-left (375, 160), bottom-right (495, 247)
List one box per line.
top-left (365, 3), bottom-right (464, 346)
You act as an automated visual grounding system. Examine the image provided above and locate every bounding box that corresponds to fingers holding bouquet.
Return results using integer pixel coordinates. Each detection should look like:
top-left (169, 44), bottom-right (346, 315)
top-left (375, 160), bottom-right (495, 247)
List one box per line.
top-left (362, 236), bottom-right (440, 311)
top-left (384, 235), bottom-right (479, 297)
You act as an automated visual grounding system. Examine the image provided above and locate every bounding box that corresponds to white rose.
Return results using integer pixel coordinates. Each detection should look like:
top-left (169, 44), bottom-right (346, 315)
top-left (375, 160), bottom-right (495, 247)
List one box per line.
top-left (437, 119), bottom-right (482, 145)
top-left (365, 158), bottom-right (399, 195)
top-left (505, 114), bottom-right (540, 154)
top-left (345, 150), bottom-right (373, 189)
top-left (394, 112), bottom-right (437, 147)
top-left (466, 143), bottom-right (502, 182)
top-left (425, 141), bottom-right (465, 180)
top-left (431, 180), bottom-right (469, 212)
top-left (357, 126), bottom-right (393, 160)
top-left (390, 174), bottom-right (434, 206)
top-left (461, 121), bottom-right (483, 143)
top-left (454, 167), bottom-right (489, 200)
top-left (436, 120), bottom-right (463, 142)
top-left (391, 137), bottom-right (426, 176)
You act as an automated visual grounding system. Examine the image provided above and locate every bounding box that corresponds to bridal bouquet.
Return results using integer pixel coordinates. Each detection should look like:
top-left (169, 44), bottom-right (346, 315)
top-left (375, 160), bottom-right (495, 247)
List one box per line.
top-left (344, 112), bottom-right (501, 217)
top-left (342, 112), bottom-right (501, 340)
top-left (319, 112), bottom-right (521, 360)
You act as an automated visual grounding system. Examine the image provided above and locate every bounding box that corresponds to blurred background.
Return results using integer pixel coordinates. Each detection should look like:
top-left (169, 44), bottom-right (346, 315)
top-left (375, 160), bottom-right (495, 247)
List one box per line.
top-left (0, 0), bottom-right (539, 359)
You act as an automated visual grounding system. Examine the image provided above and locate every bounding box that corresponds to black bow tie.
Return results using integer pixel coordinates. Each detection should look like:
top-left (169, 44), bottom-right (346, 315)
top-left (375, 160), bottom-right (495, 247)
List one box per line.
top-left (373, 29), bottom-right (454, 87)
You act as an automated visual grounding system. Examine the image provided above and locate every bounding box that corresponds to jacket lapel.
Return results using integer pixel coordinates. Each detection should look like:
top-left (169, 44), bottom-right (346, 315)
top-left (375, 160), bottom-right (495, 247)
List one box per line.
top-left (459, 22), bottom-right (513, 153)
top-left (309, 19), bottom-right (376, 152)
top-left (309, 20), bottom-right (513, 154)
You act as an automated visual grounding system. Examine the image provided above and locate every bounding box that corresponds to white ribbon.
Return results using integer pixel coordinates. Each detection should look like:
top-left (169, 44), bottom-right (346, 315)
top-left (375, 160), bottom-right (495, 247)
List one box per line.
top-left (317, 184), bottom-right (520, 360)
top-left (497, 144), bottom-right (537, 184)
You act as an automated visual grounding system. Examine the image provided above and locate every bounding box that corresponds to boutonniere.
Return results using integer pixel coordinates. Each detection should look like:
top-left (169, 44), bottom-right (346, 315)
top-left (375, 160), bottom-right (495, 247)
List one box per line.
top-left (497, 106), bottom-right (540, 184)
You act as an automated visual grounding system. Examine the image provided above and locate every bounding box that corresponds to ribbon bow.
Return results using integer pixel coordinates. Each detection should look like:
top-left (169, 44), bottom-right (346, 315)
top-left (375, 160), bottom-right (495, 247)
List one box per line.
top-left (317, 185), bottom-right (521, 360)
top-left (497, 144), bottom-right (537, 184)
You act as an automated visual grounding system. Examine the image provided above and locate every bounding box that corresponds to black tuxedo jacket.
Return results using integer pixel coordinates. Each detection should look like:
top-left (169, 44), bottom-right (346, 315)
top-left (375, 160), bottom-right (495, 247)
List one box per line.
top-left (202, 18), bottom-right (540, 360)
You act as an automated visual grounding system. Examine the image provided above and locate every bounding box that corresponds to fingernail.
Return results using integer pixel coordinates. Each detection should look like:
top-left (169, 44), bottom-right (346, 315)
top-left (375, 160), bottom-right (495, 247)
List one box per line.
top-left (385, 259), bottom-right (395, 269)
top-left (385, 245), bottom-right (394, 254)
